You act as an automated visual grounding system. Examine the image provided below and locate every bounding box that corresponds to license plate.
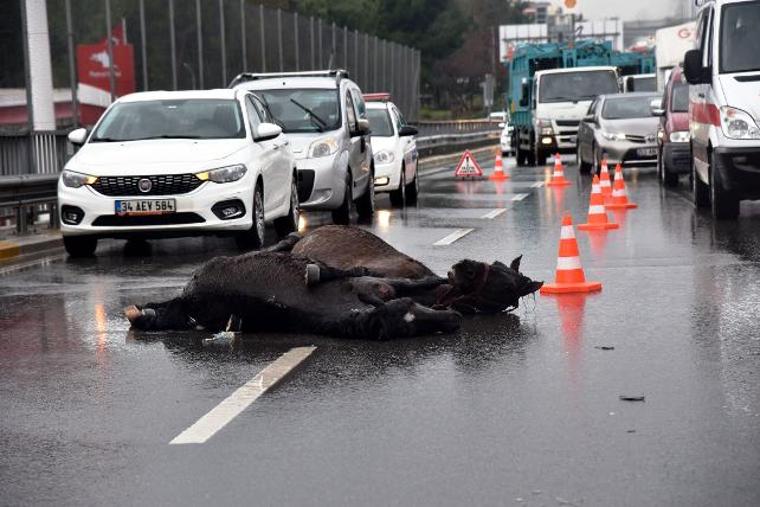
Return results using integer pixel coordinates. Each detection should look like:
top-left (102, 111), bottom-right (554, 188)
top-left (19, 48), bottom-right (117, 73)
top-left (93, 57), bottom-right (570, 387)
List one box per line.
top-left (637, 148), bottom-right (657, 157)
top-left (115, 199), bottom-right (176, 216)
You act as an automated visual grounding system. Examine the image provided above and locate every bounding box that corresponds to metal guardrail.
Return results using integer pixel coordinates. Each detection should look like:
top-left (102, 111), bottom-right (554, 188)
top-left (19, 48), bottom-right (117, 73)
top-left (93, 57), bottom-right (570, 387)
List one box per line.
top-left (0, 131), bottom-right (72, 176)
top-left (0, 174), bottom-right (60, 234)
top-left (414, 119), bottom-right (502, 136)
top-left (416, 131), bottom-right (500, 158)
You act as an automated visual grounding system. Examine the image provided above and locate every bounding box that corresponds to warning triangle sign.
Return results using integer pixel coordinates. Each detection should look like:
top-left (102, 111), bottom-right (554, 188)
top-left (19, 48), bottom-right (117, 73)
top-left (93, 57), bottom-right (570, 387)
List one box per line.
top-left (454, 150), bottom-right (484, 178)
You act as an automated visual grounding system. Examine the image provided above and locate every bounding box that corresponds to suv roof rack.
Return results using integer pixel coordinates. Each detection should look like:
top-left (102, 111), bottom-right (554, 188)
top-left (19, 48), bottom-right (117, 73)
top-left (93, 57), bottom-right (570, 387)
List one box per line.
top-left (229, 69), bottom-right (350, 88)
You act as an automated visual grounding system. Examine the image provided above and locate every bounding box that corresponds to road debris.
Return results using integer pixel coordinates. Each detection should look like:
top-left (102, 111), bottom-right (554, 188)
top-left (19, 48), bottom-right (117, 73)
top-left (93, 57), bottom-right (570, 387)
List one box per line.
top-left (619, 395), bottom-right (646, 402)
top-left (594, 345), bottom-right (615, 350)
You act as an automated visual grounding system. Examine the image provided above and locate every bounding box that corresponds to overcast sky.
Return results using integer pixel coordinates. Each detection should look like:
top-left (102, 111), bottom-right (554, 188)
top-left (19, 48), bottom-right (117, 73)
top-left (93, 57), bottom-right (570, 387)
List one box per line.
top-left (572, 0), bottom-right (686, 21)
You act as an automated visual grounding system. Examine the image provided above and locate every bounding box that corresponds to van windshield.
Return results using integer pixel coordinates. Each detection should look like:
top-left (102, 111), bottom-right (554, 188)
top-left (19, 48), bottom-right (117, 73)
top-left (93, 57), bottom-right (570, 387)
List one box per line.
top-left (255, 89), bottom-right (341, 133)
top-left (671, 84), bottom-right (689, 112)
top-left (539, 70), bottom-right (619, 103)
top-left (720, 1), bottom-right (760, 73)
top-left (633, 77), bottom-right (656, 92)
top-left (91, 99), bottom-right (245, 142)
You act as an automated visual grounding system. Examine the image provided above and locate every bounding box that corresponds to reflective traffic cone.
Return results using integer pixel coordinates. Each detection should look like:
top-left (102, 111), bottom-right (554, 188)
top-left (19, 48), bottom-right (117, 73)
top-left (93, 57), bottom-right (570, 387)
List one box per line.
top-left (540, 213), bottom-right (603, 295)
top-left (606, 164), bottom-right (638, 210)
top-left (599, 158), bottom-right (613, 202)
top-left (578, 175), bottom-right (619, 231)
top-left (547, 153), bottom-right (571, 187)
top-left (489, 151), bottom-right (509, 180)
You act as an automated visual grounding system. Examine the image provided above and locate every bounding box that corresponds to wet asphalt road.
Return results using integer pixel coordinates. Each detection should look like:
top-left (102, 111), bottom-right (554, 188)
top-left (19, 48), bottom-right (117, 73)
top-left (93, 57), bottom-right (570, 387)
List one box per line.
top-left (1, 153), bottom-right (759, 506)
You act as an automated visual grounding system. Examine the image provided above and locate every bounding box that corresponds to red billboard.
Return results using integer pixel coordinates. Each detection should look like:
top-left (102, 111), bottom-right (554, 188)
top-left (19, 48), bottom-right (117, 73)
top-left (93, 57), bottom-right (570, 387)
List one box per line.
top-left (77, 24), bottom-right (135, 101)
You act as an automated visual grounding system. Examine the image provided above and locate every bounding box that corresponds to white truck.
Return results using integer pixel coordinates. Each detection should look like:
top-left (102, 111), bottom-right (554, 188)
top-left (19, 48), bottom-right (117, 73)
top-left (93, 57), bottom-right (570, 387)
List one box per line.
top-left (655, 21), bottom-right (698, 91)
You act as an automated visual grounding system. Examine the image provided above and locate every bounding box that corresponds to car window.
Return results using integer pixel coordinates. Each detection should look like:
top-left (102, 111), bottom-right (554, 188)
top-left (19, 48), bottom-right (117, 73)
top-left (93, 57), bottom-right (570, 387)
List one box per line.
top-left (91, 99), bottom-right (245, 142)
top-left (251, 96), bottom-right (271, 123)
top-left (393, 106), bottom-right (408, 128)
top-left (245, 97), bottom-right (262, 132)
top-left (367, 108), bottom-right (394, 137)
top-left (352, 90), bottom-right (367, 120)
top-left (671, 83), bottom-right (689, 112)
top-left (586, 99), bottom-right (597, 116)
top-left (345, 92), bottom-right (357, 132)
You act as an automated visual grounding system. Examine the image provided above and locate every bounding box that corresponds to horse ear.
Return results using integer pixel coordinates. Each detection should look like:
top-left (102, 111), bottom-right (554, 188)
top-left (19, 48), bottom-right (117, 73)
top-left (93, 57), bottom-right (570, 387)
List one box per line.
top-left (492, 260), bottom-right (508, 270)
top-left (510, 255), bottom-right (523, 271)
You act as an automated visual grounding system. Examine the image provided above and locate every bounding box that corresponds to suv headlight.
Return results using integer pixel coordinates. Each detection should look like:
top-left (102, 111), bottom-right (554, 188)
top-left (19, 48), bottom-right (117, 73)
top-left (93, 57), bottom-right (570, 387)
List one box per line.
top-left (720, 106), bottom-right (760, 140)
top-left (669, 131), bottom-right (690, 143)
top-left (196, 164), bottom-right (247, 183)
top-left (61, 170), bottom-right (98, 188)
top-left (601, 131), bottom-right (626, 141)
top-left (308, 137), bottom-right (340, 158)
top-left (374, 150), bottom-right (395, 164)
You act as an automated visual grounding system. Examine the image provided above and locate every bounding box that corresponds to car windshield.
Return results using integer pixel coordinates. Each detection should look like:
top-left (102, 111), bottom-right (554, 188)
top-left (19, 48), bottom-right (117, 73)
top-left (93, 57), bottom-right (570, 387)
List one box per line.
top-left (255, 89), bottom-right (340, 133)
top-left (539, 70), bottom-right (619, 103)
top-left (633, 77), bottom-right (656, 92)
top-left (720, 1), bottom-right (760, 73)
top-left (602, 96), bottom-right (659, 119)
top-left (367, 108), bottom-right (394, 137)
top-left (671, 83), bottom-right (689, 112)
top-left (91, 99), bottom-right (245, 142)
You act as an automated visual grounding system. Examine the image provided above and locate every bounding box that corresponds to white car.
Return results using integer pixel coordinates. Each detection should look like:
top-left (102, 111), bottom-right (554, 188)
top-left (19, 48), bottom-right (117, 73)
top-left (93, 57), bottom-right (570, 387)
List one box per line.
top-left (231, 70), bottom-right (375, 224)
top-left (364, 95), bottom-right (419, 206)
top-left (58, 89), bottom-right (299, 257)
top-left (500, 121), bottom-right (514, 156)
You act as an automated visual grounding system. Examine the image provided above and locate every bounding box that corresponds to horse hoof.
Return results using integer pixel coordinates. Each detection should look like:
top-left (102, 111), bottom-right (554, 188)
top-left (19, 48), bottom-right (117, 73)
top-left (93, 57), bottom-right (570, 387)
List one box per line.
top-left (123, 305), bottom-right (142, 324)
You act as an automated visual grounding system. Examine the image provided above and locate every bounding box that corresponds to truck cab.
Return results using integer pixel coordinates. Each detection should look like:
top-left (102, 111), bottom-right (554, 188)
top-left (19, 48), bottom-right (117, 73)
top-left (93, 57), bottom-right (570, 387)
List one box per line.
top-left (684, 0), bottom-right (760, 219)
top-left (514, 66), bottom-right (620, 166)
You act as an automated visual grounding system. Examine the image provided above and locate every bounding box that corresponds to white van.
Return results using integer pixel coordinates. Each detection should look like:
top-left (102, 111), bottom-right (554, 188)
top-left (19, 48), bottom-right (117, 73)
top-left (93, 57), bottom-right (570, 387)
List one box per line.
top-left (684, 0), bottom-right (760, 219)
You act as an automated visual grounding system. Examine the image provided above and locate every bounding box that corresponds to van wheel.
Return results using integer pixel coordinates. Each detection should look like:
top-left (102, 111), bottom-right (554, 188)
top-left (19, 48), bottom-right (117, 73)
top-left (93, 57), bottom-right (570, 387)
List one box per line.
top-left (405, 167), bottom-right (419, 205)
top-left (236, 184), bottom-right (265, 250)
top-left (355, 168), bottom-right (375, 220)
top-left (389, 167), bottom-right (406, 207)
top-left (692, 157), bottom-right (710, 209)
top-left (710, 153), bottom-right (739, 219)
top-left (274, 176), bottom-right (300, 237)
top-left (332, 175), bottom-right (352, 225)
top-left (63, 236), bottom-right (97, 257)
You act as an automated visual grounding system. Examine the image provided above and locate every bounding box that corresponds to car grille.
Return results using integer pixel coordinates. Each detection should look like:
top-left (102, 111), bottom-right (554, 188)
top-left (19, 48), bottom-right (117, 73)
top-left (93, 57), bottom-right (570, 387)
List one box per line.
top-left (625, 134), bottom-right (647, 143)
top-left (92, 212), bottom-right (205, 227)
top-left (91, 174), bottom-right (203, 196)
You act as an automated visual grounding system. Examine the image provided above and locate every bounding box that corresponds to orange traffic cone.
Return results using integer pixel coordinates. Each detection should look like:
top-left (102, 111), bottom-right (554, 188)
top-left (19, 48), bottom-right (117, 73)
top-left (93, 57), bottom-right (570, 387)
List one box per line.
top-left (578, 175), bottom-right (619, 231)
top-left (606, 164), bottom-right (638, 210)
top-left (540, 213), bottom-right (603, 295)
top-left (599, 158), bottom-right (613, 202)
top-left (489, 151), bottom-right (509, 181)
top-left (547, 153), bottom-right (571, 187)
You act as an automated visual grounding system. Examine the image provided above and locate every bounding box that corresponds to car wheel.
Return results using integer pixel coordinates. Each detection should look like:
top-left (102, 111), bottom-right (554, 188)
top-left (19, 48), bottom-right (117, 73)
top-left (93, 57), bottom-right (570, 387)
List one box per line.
top-left (405, 166), bottom-right (419, 205)
top-left (331, 174), bottom-right (352, 225)
top-left (274, 175), bottom-right (300, 237)
top-left (709, 152), bottom-right (739, 219)
top-left (692, 155), bottom-right (710, 209)
top-left (236, 183), bottom-right (265, 250)
top-left (659, 150), bottom-right (678, 187)
top-left (389, 167), bottom-right (406, 207)
top-left (63, 236), bottom-right (97, 258)
top-left (534, 148), bottom-right (546, 167)
top-left (355, 167), bottom-right (375, 220)
top-left (592, 144), bottom-right (601, 176)
top-left (577, 143), bottom-right (591, 175)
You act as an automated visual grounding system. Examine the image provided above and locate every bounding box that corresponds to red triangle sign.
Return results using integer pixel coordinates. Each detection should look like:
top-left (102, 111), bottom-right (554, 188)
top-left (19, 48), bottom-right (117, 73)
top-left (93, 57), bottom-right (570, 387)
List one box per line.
top-left (454, 150), bottom-right (484, 178)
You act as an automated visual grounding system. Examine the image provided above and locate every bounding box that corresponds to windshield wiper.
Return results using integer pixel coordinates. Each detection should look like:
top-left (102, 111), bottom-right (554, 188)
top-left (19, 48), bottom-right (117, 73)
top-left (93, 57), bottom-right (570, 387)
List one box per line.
top-left (289, 98), bottom-right (326, 132)
top-left (131, 134), bottom-right (203, 141)
top-left (90, 136), bottom-right (124, 142)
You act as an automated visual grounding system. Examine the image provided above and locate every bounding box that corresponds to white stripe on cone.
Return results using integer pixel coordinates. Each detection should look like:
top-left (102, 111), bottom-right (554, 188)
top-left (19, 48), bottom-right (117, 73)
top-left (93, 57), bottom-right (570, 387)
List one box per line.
top-left (560, 225), bottom-right (575, 239)
top-left (557, 256), bottom-right (583, 270)
top-left (588, 205), bottom-right (606, 214)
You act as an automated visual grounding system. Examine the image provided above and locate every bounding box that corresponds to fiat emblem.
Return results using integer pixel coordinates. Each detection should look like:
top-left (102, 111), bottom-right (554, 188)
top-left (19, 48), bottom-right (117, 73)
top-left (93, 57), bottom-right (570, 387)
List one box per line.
top-left (138, 178), bottom-right (153, 193)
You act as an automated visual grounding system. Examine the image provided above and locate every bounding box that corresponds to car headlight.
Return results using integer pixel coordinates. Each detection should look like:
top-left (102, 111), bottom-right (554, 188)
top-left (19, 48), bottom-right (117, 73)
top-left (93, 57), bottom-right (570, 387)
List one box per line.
top-left (669, 131), bottom-right (690, 143)
top-left (308, 137), bottom-right (340, 158)
top-left (601, 131), bottom-right (626, 141)
top-left (720, 106), bottom-right (760, 140)
top-left (61, 170), bottom-right (98, 188)
top-left (374, 150), bottom-right (395, 164)
top-left (195, 164), bottom-right (247, 183)
top-left (541, 127), bottom-right (554, 135)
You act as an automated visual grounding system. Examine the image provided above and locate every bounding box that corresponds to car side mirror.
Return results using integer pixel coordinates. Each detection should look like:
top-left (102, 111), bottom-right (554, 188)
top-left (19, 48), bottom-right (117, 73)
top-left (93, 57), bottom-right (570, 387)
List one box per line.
top-left (398, 125), bottom-right (418, 136)
top-left (68, 127), bottom-right (88, 146)
top-left (354, 118), bottom-right (371, 136)
top-left (684, 49), bottom-right (709, 85)
top-left (254, 122), bottom-right (282, 142)
top-left (583, 114), bottom-right (595, 123)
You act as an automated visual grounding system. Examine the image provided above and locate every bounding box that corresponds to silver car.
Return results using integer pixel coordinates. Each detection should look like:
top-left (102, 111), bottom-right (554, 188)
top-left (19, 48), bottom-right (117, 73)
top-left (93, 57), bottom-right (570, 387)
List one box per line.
top-left (577, 92), bottom-right (661, 174)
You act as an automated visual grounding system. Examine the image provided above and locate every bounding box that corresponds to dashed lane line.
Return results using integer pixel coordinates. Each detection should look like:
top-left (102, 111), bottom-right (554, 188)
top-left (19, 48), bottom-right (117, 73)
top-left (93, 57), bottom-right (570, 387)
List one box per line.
top-left (531, 182), bottom-right (544, 188)
top-left (169, 346), bottom-right (316, 445)
top-left (511, 193), bottom-right (529, 201)
top-left (481, 208), bottom-right (507, 219)
top-left (433, 228), bottom-right (474, 246)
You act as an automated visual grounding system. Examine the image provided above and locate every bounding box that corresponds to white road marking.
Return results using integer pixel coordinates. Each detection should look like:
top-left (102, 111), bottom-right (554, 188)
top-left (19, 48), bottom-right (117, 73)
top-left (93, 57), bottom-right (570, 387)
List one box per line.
top-left (481, 208), bottom-right (507, 219)
top-left (511, 193), bottom-right (529, 201)
top-left (433, 228), bottom-right (474, 246)
top-left (531, 182), bottom-right (544, 188)
top-left (169, 346), bottom-right (316, 445)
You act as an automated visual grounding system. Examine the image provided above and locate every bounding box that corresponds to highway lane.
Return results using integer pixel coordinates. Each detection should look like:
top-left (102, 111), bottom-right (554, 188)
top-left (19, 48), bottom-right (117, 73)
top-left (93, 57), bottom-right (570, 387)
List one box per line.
top-left (1, 153), bottom-right (759, 506)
